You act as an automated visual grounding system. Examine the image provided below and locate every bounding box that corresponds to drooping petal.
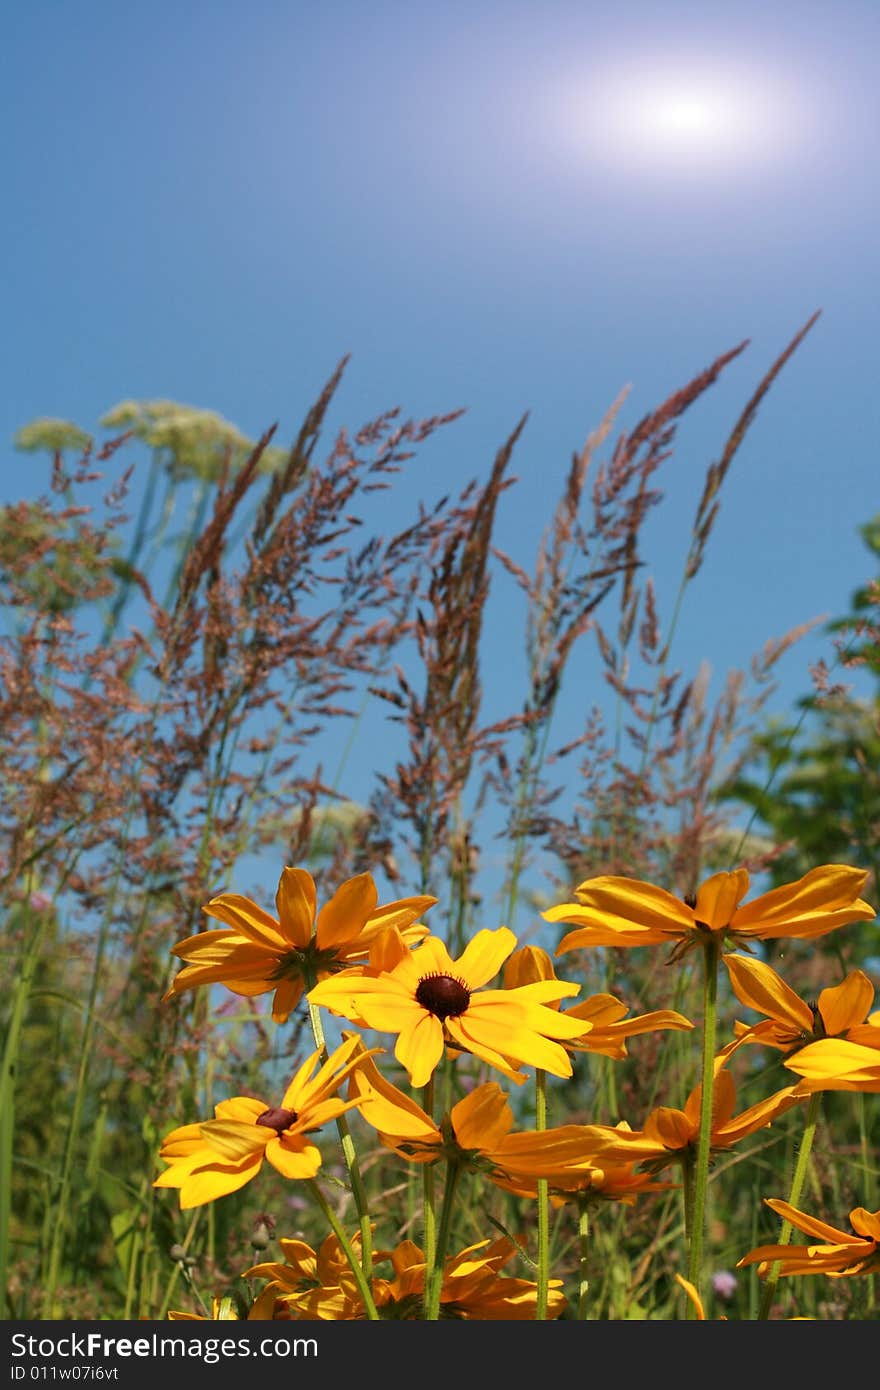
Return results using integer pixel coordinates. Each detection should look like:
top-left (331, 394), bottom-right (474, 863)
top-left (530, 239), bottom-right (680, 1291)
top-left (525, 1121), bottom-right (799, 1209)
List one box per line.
top-left (452, 1001), bottom-right (574, 1078)
top-left (176, 1151), bottom-right (264, 1208)
top-left (271, 976), bottom-right (305, 1023)
top-left (722, 953), bottom-right (814, 1033)
top-left (265, 1134), bottom-right (323, 1180)
top-left (347, 1048), bottom-right (439, 1142)
top-left (451, 1082), bottom-right (514, 1150)
top-left (395, 1011), bottom-right (445, 1089)
top-left (762, 1198), bottom-right (856, 1244)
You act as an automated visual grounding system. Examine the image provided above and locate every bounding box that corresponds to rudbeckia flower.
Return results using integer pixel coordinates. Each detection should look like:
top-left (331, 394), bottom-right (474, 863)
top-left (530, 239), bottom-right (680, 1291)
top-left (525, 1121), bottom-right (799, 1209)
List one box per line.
top-left (168, 1288), bottom-right (289, 1320)
top-left (569, 1068), bottom-right (806, 1173)
top-left (503, 945), bottom-right (694, 1057)
top-left (153, 1035), bottom-right (374, 1208)
top-left (721, 953), bottom-right (880, 1059)
top-left (784, 1037), bottom-right (880, 1092)
top-left (163, 866), bottom-right (436, 1023)
top-left (258, 1235), bottom-right (567, 1320)
top-left (245, 1229), bottom-right (374, 1318)
top-left (493, 1157), bottom-right (677, 1206)
top-left (307, 926), bottom-right (589, 1088)
top-left (737, 1199), bottom-right (880, 1278)
top-left (348, 1052), bottom-right (615, 1178)
top-left (544, 864), bottom-right (874, 960)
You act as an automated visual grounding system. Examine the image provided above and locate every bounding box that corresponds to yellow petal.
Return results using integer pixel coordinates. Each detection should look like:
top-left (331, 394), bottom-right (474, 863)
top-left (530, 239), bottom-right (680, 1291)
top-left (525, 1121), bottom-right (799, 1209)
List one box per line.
top-left (265, 1134), bottom-right (323, 1179)
top-left (316, 873), bottom-right (378, 949)
top-left (201, 894), bottom-right (287, 951)
top-left (818, 970), bottom-right (875, 1035)
top-left (849, 1208), bottom-right (880, 1242)
top-left (199, 1119), bottom-right (269, 1162)
top-left (722, 953), bottom-right (813, 1032)
top-left (546, 876), bottom-right (692, 948)
top-left (764, 1198), bottom-right (855, 1244)
top-left (456, 927), bottom-right (517, 988)
top-left (274, 867), bottom-right (316, 948)
top-left (694, 870), bottom-right (750, 930)
top-left (731, 864), bottom-right (874, 939)
top-left (395, 1011), bottom-right (445, 1089)
top-left (503, 946), bottom-right (556, 990)
top-left (785, 1038), bottom-right (880, 1089)
top-left (451, 1082), bottom-right (514, 1150)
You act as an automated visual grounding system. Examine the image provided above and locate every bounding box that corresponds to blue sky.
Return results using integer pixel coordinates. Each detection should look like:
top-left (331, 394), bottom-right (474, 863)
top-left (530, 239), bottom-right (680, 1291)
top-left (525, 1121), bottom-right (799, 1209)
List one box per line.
top-left (4, 1), bottom-right (879, 899)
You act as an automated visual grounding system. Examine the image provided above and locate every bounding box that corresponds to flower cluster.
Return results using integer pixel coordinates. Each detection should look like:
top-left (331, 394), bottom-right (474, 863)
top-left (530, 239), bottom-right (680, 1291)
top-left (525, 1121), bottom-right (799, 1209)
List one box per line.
top-left (156, 860), bottom-right (876, 1320)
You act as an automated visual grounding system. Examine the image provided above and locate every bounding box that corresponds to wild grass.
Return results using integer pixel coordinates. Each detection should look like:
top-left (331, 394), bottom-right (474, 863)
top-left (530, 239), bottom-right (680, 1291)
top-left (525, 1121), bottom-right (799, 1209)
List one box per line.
top-left (2, 313), bottom-right (878, 1322)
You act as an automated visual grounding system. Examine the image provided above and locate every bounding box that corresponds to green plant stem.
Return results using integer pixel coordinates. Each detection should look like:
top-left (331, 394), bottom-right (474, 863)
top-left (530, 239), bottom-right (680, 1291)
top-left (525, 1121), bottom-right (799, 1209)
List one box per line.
top-left (426, 1157), bottom-right (462, 1320)
top-left (757, 1090), bottom-right (822, 1321)
top-left (576, 1199), bottom-right (590, 1319)
top-left (157, 1210), bottom-right (202, 1320)
top-left (306, 1181), bottom-right (379, 1320)
top-left (685, 935), bottom-right (720, 1315)
top-left (535, 1068), bottom-right (549, 1320)
top-left (305, 990), bottom-right (373, 1279)
top-left (421, 1075), bottom-right (437, 1319)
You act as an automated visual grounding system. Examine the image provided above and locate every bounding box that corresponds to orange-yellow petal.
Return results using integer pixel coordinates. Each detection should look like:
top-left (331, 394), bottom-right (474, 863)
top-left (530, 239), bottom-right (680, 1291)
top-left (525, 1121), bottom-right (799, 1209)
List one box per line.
top-left (818, 970), bottom-right (875, 1035)
top-left (315, 873), bottom-right (378, 950)
top-left (722, 953), bottom-right (813, 1033)
top-left (201, 894), bottom-right (288, 951)
top-left (451, 1082), bottom-right (514, 1150)
top-left (694, 870), bottom-right (750, 931)
top-left (274, 867), bottom-right (317, 948)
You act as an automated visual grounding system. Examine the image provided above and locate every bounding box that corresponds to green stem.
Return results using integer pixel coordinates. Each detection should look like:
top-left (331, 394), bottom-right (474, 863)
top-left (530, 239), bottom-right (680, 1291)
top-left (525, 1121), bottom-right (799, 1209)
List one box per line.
top-left (305, 990), bottom-right (373, 1278)
top-left (757, 1090), bottom-right (822, 1321)
top-left (535, 1068), bottom-right (549, 1320)
top-left (307, 1179), bottom-right (379, 1320)
top-left (421, 1076), bottom-right (437, 1319)
top-left (685, 935), bottom-right (720, 1315)
top-left (576, 1199), bottom-right (590, 1320)
top-left (426, 1157), bottom-right (462, 1320)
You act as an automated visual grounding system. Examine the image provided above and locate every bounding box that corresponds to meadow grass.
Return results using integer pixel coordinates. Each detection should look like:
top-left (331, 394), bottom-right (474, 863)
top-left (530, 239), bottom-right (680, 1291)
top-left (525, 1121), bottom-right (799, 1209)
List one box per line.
top-left (2, 315), bottom-right (878, 1322)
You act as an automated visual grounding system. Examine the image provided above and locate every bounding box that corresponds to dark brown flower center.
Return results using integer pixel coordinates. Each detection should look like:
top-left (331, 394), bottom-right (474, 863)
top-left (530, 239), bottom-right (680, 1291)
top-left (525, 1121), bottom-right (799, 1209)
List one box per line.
top-left (415, 972), bottom-right (470, 1021)
top-left (256, 1106), bottom-right (297, 1133)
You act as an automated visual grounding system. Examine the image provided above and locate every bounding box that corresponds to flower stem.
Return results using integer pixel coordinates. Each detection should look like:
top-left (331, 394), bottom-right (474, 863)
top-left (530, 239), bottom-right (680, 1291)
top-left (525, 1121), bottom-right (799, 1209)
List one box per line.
top-left (421, 1075), bottom-right (437, 1320)
top-left (305, 990), bottom-right (373, 1278)
top-left (576, 1198), bottom-right (590, 1320)
top-left (535, 1068), bottom-right (549, 1320)
top-left (307, 1179), bottom-right (379, 1320)
top-left (757, 1090), bottom-right (822, 1321)
top-left (426, 1157), bottom-right (461, 1320)
top-left (685, 935), bottom-right (720, 1315)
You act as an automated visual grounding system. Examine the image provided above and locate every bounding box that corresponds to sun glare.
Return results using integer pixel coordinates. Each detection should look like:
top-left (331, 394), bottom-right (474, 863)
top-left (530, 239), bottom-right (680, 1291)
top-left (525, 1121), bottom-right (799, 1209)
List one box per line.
top-left (556, 60), bottom-right (805, 177)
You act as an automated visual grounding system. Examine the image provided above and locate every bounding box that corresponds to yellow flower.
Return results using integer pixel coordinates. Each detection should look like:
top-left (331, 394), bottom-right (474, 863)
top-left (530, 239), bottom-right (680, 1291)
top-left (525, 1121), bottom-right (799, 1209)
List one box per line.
top-left (259, 1235), bottom-right (566, 1320)
top-left (163, 866), bottom-right (436, 1023)
top-left (503, 945), bottom-right (694, 1057)
top-left (571, 1068), bottom-right (806, 1172)
top-left (784, 1037), bottom-right (880, 1092)
top-left (153, 1035), bottom-right (373, 1208)
top-left (307, 927), bottom-right (589, 1088)
top-left (737, 1200), bottom-right (880, 1278)
top-left (494, 1157), bottom-right (677, 1206)
top-left (544, 864), bottom-right (874, 960)
top-left (168, 1288), bottom-right (289, 1320)
top-left (245, 1229), bottom-right (373, 1318)
top-left (721, 953), bottom-right (880, 1058)
top-left (348, 1052), bottom-right (614, 1180)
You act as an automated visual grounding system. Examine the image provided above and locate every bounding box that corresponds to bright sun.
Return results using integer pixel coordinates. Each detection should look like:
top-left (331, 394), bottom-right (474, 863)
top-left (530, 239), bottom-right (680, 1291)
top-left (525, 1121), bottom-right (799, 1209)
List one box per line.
top-left (557, 62), bottom-right (802, 176)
